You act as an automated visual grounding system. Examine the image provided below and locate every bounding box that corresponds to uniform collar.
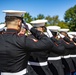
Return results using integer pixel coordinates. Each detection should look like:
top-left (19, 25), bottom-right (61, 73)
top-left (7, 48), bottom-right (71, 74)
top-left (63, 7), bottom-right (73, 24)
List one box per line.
top-left (5, 29), bottom-right (18, 33)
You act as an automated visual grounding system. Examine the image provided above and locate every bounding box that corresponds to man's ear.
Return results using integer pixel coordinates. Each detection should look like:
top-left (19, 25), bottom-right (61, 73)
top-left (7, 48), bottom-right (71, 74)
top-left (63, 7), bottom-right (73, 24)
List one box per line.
top-left (18, 19), bottom-right (22, 27)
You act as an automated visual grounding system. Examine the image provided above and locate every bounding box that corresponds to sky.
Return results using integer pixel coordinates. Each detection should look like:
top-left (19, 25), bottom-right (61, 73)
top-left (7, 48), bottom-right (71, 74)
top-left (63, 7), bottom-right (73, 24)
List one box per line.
top-left (0, 0), bottom-right (76, 23)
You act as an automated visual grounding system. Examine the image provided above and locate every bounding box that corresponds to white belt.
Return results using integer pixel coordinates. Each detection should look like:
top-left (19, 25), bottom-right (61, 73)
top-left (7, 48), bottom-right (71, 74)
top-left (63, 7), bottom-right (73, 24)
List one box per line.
top-left (60, 56), bottom-right (64, 58)
top-left (48, 56), bottom-right (61, 60)
top-left (63, 55), bottom-right (70, 58)
top-left (1, 68), bottom-right (27, 75)
top-left (70, 54), bottom-right (76, 57)
top-left (28, 61), bottom-right (47, 66)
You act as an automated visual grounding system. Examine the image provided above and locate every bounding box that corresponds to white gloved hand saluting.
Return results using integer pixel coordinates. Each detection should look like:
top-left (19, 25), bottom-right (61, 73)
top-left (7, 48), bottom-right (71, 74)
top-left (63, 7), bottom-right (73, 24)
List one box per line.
top-left (59, 33), bottom-right (65, 38)
top-left (46, 29), bottom-right (53, 38)
top-left (68, 34), bottom-right (74, 39)
top-left (26, 23), bottom-right (32, 30)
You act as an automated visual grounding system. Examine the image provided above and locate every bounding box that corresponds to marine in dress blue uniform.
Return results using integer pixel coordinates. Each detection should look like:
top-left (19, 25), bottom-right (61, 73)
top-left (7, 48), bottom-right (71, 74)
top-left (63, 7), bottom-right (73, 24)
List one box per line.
top-left (59, 29), bottom-right (75, 75)
top-left (47, 26), bottom-right (65, 75)
top-left (0, 10), bottom-right (54, 75)
top-left (68, 32), bottom-right (76, 74)
top-left (27, 20), bottom-right (53, 75)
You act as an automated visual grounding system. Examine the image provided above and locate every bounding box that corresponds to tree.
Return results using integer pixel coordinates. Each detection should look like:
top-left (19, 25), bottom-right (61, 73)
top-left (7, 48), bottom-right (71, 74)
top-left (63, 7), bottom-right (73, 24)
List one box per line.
top-left (58, 21), bottom-right (68, 28)
top-left (45, 15), bottom-right (60, 26)
top-left (64, 5), bottom-right (76, 31)
top-left (32, 17), bottom-right (37, 20)
top-left (45, 15), bottom-right (52, 26)
top-left (31, 14), bottom-right (45, 21)
top-left (36, 14), bottom-right (45, 19)
top-left (52, 16), bottom-right (59, 25)
top-left (24, 12), bottom-right (33, 23)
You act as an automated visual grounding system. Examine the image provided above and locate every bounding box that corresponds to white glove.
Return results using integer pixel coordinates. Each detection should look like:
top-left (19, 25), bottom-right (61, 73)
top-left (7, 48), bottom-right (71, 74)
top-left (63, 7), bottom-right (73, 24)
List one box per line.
top-left (47, 29), bottom-right (53, 38)
top-left (59, 33), bottom-right (65, 38)
top-left (26, 23), bottom-right (32, 30)
top-left (44, 32), bottom-right (49, 37)
top-left (68, 34), bottom-right (74, 38)
top-left (57, 35), bottom-right (60, 39)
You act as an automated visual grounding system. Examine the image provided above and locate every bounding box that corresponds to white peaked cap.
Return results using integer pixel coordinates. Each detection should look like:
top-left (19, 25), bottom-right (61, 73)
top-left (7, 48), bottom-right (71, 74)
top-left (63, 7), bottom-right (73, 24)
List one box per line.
top-left (26, 23), bottom-right (32, 30)
top-left (59, 29), bottom-right (69, 32)
top-left (30, 20), bottom-right (48, 24)
top-left (0, 24), bottom-right (5, 31)
top-left (68, 32), bottom-right (76, 35)
top-left (47, 26), bottom-right (60, 32)
top-left (30, 19), bottom-right (48, 27)
top-left (2, 10), bottom-right (26, 17)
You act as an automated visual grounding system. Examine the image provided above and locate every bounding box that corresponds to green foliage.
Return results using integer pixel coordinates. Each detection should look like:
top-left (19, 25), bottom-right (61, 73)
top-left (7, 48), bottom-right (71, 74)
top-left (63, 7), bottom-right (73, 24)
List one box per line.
top-left (45, 15), bottom-right (52, 26)
top-left (37, 14), bottom-right (45, 19)
top-left (64, 5), bottom-right (76, 31)
top-left (45, 15), bottom-right (68, 28)
top-left (32, 14), bottom-right (45, 20)
top-left (58, 21), bottom-right (68, 28)
top-left (45, 15), bottom-right (60, 26)
top-left (24, 12), bottom-right (32, 23)
top-left (32, 17), bottom-right (37, 20)
top-left (23, 12), bottom-right (69, 29)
